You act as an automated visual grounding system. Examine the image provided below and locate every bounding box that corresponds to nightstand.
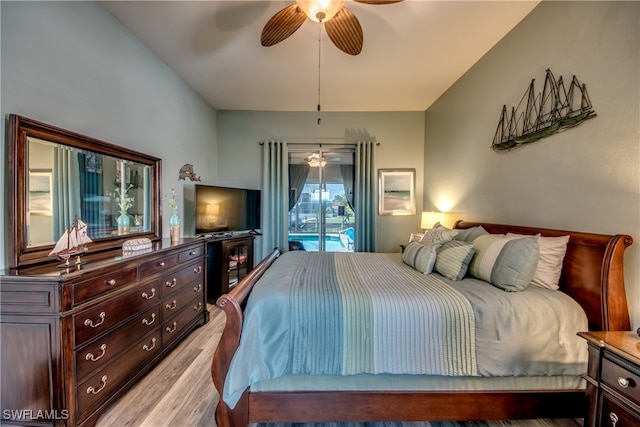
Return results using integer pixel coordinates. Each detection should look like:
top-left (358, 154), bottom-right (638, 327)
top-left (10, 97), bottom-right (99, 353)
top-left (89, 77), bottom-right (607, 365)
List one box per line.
top-left (578, 331), bottom-right (640, 427)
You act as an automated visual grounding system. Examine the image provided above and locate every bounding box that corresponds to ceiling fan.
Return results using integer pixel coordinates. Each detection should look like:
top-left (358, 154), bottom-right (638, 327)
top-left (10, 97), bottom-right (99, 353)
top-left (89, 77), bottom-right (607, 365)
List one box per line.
top-left (261, 0), bottom-right (404, 56)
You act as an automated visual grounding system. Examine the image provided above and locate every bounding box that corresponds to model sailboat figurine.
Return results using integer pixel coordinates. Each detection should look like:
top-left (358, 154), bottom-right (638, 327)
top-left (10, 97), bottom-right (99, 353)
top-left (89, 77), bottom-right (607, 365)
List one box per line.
top-left (49, 217), bottom-right (93, 267)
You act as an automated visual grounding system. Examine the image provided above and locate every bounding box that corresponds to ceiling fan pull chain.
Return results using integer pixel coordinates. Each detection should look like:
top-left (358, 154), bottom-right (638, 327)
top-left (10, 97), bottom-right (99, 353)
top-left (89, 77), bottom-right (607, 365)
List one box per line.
top-left (317, 23), bottom-right (322, 125)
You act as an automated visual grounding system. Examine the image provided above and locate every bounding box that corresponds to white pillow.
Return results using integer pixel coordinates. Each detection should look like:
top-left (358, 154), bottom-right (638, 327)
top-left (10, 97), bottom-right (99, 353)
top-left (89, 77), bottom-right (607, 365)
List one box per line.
top-left (506, 233), bottom-right (570, 290)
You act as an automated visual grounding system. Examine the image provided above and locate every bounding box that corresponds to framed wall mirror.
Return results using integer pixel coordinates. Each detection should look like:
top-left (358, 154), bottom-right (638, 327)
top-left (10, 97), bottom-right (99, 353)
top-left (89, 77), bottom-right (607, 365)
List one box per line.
top-left (8, 114), bottom-right (162, 268)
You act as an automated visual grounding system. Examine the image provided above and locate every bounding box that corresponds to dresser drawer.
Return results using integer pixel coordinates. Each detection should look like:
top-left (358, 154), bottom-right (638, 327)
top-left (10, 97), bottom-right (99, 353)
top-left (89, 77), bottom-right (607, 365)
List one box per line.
top-left (139, 253), bottom-right (179, 277)
top-left (179, 245), bottom-right (204, 263)
top-left (160, 260), bottom-right (204, 298)
top-left (75, 305), bottom-right (161, 381)
top-left (600, 391), bottom-right (640, 427)
top-left (162, 295), bottom-right (205, 346)
top-left (73, 267), bottom-right (138, 306)
top-left (76, 329), bottom-right (162, 419)
top-left (161, 279), bottom-right (204, 322)
top-left (73, 281), bottom-right (159, 347)
top-left (602, 356), bottom-right (640, 406)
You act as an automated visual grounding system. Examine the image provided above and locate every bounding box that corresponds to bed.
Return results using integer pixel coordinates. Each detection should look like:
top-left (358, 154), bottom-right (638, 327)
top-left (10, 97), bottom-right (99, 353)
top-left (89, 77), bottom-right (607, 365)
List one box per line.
top-left (211, 221), bottom-right (632, 427)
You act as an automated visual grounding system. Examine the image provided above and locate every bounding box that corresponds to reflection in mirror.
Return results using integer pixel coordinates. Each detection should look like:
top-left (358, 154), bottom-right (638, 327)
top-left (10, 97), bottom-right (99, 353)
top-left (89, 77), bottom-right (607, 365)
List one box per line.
top-left (9, 114), bottom-right (161, 269)
top-left (27, 138), bottom-right (153, 247)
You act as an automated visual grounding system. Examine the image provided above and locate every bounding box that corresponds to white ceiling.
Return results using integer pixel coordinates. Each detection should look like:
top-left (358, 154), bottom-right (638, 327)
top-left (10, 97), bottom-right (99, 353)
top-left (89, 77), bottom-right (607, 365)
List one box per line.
top-left (101, 0), bottom-right (540, 112)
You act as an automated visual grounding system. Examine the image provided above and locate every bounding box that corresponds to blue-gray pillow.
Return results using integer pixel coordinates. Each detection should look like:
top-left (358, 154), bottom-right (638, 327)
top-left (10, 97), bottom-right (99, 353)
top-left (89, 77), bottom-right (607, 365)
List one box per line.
top-left (454, 225), bottom-right (488, 243)
top-left (468, 234), bottom-right (540, 291)
top-left (435, 240), bottom-right (476, 281)
top-left (402, 242), bottom-right (437, 274)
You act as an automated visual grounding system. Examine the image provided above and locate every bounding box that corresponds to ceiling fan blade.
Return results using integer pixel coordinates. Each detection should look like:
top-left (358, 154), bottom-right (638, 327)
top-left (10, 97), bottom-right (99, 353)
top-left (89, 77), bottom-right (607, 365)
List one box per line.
top-left (352, 0), bottom-right (404, 4)
top-left (324, 8), bottom-right (363, 56)
top-left (261, 4), bottom-right (307, 47)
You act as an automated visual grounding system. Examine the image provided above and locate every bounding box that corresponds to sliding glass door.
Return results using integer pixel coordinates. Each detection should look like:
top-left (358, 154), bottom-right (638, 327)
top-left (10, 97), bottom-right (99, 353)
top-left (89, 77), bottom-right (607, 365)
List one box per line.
top-left (288, 147), bottom-right (355, 252)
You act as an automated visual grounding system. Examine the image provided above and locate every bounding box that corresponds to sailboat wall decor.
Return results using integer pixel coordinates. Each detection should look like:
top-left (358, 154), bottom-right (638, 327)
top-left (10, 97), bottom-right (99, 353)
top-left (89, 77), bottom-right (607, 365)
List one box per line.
top-left (492, 69), bottom-right (596, 153)
top-left (49, 217), bottom-right (93, 267)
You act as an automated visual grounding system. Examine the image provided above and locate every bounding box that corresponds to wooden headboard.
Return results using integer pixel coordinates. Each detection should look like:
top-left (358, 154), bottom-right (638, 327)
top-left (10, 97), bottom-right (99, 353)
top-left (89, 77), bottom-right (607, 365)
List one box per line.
top-left (453, 221), bottom-right (632, 331)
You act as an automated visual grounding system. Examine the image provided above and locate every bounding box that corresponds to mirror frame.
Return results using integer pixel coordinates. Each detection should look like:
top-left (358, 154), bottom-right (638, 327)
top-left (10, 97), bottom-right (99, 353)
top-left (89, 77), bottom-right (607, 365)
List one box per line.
top-left (8, 114), bottom-right (162, 269)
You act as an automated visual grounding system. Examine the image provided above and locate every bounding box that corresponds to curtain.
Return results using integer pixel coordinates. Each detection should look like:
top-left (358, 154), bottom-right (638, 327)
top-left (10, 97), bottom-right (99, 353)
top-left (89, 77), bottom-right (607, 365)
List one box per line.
top-left (261, 141), bottom-right (290, 256)
top-left (52, 147), bottom-right (82, 239)
top-left (340, 164), bottom-right (354, 210)
top-left (288, 164), bottom-right (310, 211)
top-left (354, 141), bottom-right (377, 252)
top-left (78, 153), bottom-right (104, 237)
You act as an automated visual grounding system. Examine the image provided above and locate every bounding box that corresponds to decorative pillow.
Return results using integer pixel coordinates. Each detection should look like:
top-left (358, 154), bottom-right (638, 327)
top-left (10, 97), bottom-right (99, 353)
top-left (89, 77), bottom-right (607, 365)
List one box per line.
top-left (419, 223), bottom-right (458, 248)
top-left (506, 233), bottom-right (570, 290)
top-left (402, 242), bottom-right (437, 274)
top-left (468, 234), bottom-right (540, 291)
top-left (454, 225), bottom-right (488, 243)
top-left (434, 240), bottom-right (476, 281)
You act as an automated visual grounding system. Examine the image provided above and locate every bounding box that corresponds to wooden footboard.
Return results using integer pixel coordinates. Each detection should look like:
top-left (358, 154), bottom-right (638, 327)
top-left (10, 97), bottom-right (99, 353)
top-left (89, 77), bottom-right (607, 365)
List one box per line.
top-left (211, 222), bottom-right (633, 427)
top-left (211, 248), bottom-right (280, 427)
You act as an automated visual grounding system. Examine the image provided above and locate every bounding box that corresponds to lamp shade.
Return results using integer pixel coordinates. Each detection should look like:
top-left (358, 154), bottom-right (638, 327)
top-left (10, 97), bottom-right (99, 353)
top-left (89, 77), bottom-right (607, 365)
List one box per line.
top-left (421, 211), bottom-right (444, 229)
top-left (296, 0), bottom-right (345, 23)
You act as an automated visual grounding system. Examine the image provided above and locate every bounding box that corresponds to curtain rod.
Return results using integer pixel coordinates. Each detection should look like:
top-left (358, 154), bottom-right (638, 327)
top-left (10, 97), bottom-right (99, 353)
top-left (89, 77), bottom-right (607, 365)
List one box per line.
top-left (258, 141), bottom-right (380, 146)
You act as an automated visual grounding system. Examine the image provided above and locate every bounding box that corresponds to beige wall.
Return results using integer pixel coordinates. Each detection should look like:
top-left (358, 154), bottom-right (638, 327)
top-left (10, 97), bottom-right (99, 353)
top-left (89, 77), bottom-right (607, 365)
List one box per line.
top-left (424, 1), bottom-right (640, 329)
top-left (1, 1), bottom-right (218, 267)
top-left (215, 110), bottom-right (426, 258)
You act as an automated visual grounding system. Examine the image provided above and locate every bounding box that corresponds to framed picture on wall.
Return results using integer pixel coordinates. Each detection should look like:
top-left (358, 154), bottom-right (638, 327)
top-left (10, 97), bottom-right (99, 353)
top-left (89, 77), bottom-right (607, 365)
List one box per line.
top-left (29, 170), bottom-right (53, 215)
top-left (378, 168), bottom-right (416, 215)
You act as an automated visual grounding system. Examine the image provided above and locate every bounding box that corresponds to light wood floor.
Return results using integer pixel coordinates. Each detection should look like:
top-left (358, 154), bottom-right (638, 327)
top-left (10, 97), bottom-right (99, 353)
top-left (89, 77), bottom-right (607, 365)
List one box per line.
top-left (96, 305), bottom-right (224, 427)
top-left (96, 305), bottom-right (582, 427)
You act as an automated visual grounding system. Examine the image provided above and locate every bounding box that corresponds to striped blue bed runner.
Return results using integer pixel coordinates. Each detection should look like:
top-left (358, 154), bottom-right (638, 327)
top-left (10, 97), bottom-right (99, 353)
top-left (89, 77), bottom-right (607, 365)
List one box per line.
top-left (288, 252), bottom-right (477, 377)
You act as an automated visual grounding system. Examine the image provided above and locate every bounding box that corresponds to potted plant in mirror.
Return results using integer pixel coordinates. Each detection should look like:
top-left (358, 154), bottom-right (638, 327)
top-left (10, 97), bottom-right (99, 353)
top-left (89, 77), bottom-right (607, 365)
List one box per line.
top-left (167, 186), bottom-right (180, 242)
top-left (115, 184), bottom-right (134, 235)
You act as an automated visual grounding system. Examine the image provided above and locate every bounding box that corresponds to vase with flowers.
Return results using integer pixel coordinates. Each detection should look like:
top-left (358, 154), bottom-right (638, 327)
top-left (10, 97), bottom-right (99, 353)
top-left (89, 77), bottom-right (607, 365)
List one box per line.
top-left (115, 184), bottom-right (134, 235)
top-left (167, 186), bottom-right (180, 242)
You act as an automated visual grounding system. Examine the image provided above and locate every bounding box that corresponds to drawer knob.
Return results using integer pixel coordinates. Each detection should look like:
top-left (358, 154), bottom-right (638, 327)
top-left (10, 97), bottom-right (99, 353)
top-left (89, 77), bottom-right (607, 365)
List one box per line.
top-left (609, 412), bottom-right (618, 427)
top-left (189, 251), bottom-right (196, 256)
top-left (166, 322), bottom-right (178, 333)
top-left (166, 300), bottom-right (178, 310)
top-left (142, 288), bottom-right (156, 300)
top-left (193, 266), bottom-right (203, 274)
top-left (87, 375), bottom-right (108, 395)
top-left (159, 261), bottom-right (166, 267)
top-left (85, 344), bottom-right (107, 362)
top-left (193, 302), bottom-right (202, 311)
top-left (142, 313), bottom-right (156, 326)
top-left (84, 312), bottom-right (106, 328)
top-left (617, 377), bottom-right (631, 388)
top-left (193, 284), bottom-right (202, 293)
top-left (166, 278), bottom-right (177, 288)
top-left (142, 337), bottom-right (157, 352)
top-left (107, 279), bottom-right (117, 286)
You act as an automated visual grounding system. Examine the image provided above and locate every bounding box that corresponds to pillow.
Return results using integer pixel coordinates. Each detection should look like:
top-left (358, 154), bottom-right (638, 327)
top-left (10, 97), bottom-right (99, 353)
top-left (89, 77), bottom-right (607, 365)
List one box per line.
top-left (419, 223), bottom-right (458, 248)
top-left (506, 233), bottom-right (570, 290)
top-left (468, 234), bottom-right (540, 291)
top-left (402, 242), bottom-right (437, 274)
top-left (454, 225), bottom-right (488, 243)
top-left (434, 240), bottom-right (476, 281)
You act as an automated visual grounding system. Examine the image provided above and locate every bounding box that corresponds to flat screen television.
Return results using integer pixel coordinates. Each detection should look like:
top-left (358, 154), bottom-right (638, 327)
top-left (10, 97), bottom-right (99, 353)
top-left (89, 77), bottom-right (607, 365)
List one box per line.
top-left (194, 185), bottom-right (261, 234)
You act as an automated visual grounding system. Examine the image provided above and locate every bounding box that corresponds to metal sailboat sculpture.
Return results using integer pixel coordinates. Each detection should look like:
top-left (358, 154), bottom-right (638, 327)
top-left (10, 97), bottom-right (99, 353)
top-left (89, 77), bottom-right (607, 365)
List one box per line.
top-left (49, 217), bottom-right (93, 267)
top-left (492, 69), bottom-right (596, 152)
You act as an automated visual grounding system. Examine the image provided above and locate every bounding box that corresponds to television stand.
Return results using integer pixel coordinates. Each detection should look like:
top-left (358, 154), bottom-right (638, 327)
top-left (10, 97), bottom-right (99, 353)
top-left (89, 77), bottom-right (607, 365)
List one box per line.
top-left (205, 235), bottom-right (255, 302)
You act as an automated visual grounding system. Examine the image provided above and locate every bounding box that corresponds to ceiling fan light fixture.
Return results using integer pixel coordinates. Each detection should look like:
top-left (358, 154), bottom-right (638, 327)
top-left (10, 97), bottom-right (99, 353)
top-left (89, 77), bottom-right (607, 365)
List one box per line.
top-left (296, 0), bottom-right (345, 23)
top-left (307, 153), bottom-right (327, 167)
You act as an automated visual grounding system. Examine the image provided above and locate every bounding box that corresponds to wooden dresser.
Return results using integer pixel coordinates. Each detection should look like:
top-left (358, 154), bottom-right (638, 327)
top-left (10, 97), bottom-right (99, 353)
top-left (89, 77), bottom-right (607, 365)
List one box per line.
top-left (0, 239), bottom-right (208, 427)
top-left (579, 331), bottom-right (640, 427)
